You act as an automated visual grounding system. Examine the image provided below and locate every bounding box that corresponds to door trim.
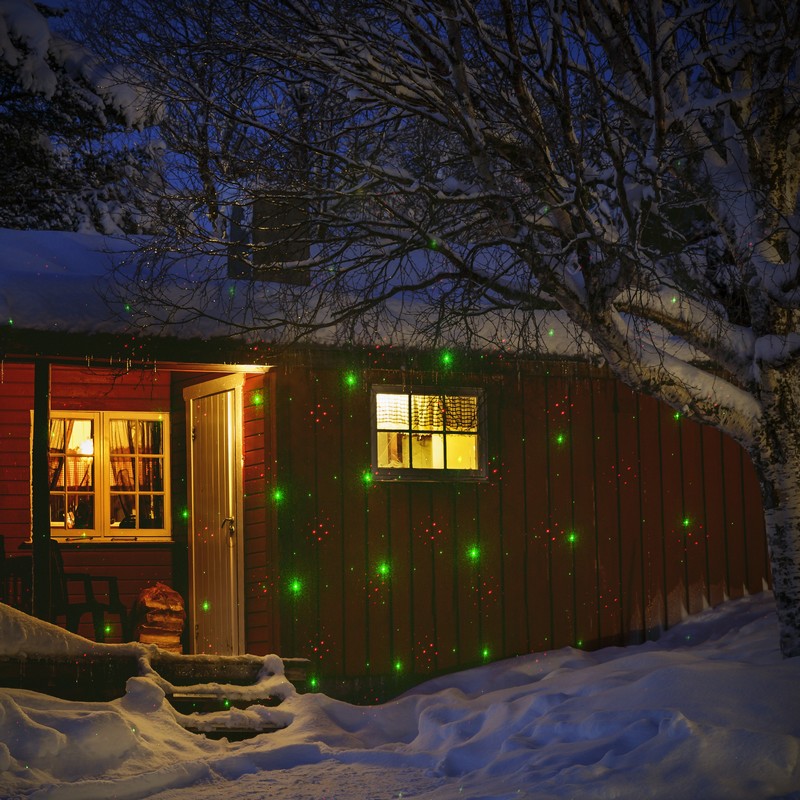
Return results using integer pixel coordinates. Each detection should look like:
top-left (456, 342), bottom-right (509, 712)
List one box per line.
top-left (183, 373), bottom-right (246, 654)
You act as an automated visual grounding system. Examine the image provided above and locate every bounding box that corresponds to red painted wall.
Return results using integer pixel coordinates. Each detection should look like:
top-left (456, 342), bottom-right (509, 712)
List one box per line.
top-left (270, 356), bottom-right (769, 694)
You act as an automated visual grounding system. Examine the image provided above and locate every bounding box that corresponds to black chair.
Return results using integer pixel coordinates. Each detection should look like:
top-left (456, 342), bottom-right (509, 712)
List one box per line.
top-left (3, 540), bottom-right (130, 643)
top-left (49, 542), bottom-right (130, 643)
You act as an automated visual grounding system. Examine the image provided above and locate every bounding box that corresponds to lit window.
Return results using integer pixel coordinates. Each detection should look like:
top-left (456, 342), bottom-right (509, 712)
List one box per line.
top-left (371, 387), bottom-right (486, 480)
top-left (45, 412), bottom-right (170, 541)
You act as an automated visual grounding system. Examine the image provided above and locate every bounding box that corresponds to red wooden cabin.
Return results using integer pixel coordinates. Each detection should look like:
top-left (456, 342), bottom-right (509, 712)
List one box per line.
top-left (0, 230), bottom-right (769, 701)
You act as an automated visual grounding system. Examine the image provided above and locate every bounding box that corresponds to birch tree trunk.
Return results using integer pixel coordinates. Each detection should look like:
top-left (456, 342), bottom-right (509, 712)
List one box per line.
top-left (751, 366), bottom-right (800, 657)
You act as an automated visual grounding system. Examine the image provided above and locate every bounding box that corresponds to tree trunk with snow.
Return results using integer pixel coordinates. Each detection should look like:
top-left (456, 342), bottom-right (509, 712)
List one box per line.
top-left (750, 366), bottom-right (800, 656)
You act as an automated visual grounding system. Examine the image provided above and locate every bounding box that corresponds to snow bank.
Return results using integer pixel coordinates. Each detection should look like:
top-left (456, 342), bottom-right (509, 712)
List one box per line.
top-left (1, 593), bottom-right (799, 800)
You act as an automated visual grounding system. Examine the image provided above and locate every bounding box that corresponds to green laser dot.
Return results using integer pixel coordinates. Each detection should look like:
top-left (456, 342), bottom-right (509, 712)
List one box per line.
top-left (344, 371), bottom-right (358, 388)
top-left (201, 600), bottom-right (211, 612)
top-left (272, 488), bottom-right (285, 503)
top-left (251, 391), bottom-right (263, 406)
top-left (467, 546), bottom-right (480, 562)
top-left (394, 660), bottom-right (403, 673)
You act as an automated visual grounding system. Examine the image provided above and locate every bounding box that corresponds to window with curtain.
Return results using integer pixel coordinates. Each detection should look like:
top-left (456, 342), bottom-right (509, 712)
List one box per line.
top-left (372, 387), bottom-right (486, 480)
top-left (45, 411), bottom-right (170, 541)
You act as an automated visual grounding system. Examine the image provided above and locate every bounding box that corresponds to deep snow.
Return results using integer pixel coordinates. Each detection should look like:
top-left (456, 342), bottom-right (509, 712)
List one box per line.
top-left (1, 592), bottom-right (799, 800)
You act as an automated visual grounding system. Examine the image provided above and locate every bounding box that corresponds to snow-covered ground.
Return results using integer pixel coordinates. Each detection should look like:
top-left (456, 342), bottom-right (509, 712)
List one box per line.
top-left (1, 592), bottom-right (799, 800)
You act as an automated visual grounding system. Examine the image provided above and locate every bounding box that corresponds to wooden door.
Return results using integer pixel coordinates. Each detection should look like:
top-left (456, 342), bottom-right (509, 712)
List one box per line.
top-left (183, 375), bottom-right (245, 654)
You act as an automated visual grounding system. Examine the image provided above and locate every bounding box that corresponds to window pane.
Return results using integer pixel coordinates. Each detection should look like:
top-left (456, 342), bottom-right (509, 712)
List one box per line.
top-left (377, 431), bottom-right (409, 468)
top-left (411, 433), bottom-right (444, 468)
top-left (66, 420), bottom-right (93, 455)
top-left (137, 420), bottom-right (163, 454)
top-left (70, 496), bottom-right (94, 529)
top-left (49, 419), bottom-right (66, 453)
top-left (140, 496), bottom-right (164, 528)
top-left (446, 434), bottom-right (478, 470)
top-left (138, 458), bottom-right (164, 492)
top-left (376, 393), bottom-right (409, 429)
top-left (111, 456), bottom-right (136, 489)
top-left (50, 495), bottom-right (66, 526)
top-left (110, 420), bottom-right (136, 454)
top-left (411, 394), bottom-right (443, 432)
top-left (444, 396), bottom-right (478, 431)
top-left (66, 455), bottom-right (93, 490)
top-left (111, 495), bottom-right (137, 527)
top-left (49, 456), bottom-right (65, 489)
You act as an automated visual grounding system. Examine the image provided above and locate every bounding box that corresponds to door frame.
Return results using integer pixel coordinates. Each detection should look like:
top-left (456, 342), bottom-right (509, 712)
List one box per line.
top-left (183, 373), bottom-right (246, 654)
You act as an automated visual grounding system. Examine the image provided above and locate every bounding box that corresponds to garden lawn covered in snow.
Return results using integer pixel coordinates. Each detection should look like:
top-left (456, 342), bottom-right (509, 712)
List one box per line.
top-left (1, 592), bottom-right (799, 800)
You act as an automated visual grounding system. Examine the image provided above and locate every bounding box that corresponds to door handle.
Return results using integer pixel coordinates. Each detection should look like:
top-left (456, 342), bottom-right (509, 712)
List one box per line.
top-left (221, 517), bottom-right (236, 539)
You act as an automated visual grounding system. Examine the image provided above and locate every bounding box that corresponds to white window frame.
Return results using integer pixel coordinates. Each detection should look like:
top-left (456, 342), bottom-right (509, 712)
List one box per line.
top-left (43, 410), bottom-right (171, 542)
top-left (370, 386), bottom-right (487, 481)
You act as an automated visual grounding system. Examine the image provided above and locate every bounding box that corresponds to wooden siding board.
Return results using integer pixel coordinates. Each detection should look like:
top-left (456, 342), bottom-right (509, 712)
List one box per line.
top-left (680, 420), bottom-right (710, 614)
top-left (570, 378), bottom-right (598, 650)
top-left (615, 384), bottom-right (645, 643)
top-left (591, 378), bottom-right (623, 645)
top-left (544, 371), bottom-right (577, 650)
top-left (387, 482), bottom-right (414, 677)
top-left (338, 375), bottom-right (371, 677)
top-left (522, 373), bottom-right (553, 653)
top-left (741, 451), bottom-right (768, 594)
top-left (497, 376), bottom-right (531, 658)
top-left (428, 484), bottom-right (457, 673)
top-left (636, 395), bottom-right (667, 637)
top-left (720, 435), bottom-right (747, 599)
top-left (659, 405), bottom-right (688, 625)
top-left (452, 483), bottom-right (481, 668)
top-left (699, 427), bottom-right (727, 607)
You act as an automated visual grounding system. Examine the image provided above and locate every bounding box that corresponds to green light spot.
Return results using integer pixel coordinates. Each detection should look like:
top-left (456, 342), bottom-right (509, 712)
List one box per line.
top-left (682, 517), bottom-right (691, 528)
top-left (394, 660), bottom-right (403, 673)
top-left (481, 647), bottom-right (491, 660)
top-left (361, 470), bottom-right (374, 486)
top-left (289, 578), bottom-right (303, 596)
top-left (429, 238), bottom-right (439, 250)
top-left (104, 624), bottom-right (112, 635)
top-left (272, 487), bottom-right (285, 504)
top-left (251, 391), bottom-right (263, 407)
top-left (547, 328), bottom-right (555, 337)
top-left (7, 319), bottom-right (12, 326)
top-left (555, 432), bottom-right (566, 446)
top-left (673, 411), bottom-right (682, 421)
top-left (467, 545), bottom-right (480, 563)
top-left (181, 507), bottom-right (189, 520)
top-left (566, 531), bottom-right (578, 545)
top-left (671, 296), bottom-right (678, 304)
top-left (377, 560), bottom-right (391, 578)
top-left (223, 698), bottom-right (231, 708)
top-left (343, 371), bottom-right (358, 389)
top-left (440, 350), bottom-right (454, 368)
top-left (577, 639), bottom-right (583, 647)
top-left (309, 676), bottom-right (319, 690)
top-left (201, 600), bottom-right (211, 612)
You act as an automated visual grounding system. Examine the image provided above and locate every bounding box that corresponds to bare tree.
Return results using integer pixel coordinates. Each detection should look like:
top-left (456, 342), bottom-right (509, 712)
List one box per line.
top-left (84, 0), bottom-right (800, 654)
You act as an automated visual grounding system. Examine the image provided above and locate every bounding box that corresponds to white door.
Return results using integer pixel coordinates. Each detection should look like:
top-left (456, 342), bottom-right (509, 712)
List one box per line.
top-left (183, 374), bottom-right (245, 655)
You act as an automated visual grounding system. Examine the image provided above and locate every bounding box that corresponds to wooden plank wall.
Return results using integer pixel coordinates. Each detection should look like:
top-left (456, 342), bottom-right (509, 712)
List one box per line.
top-left (273, 358), bottom-right (769, 690)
